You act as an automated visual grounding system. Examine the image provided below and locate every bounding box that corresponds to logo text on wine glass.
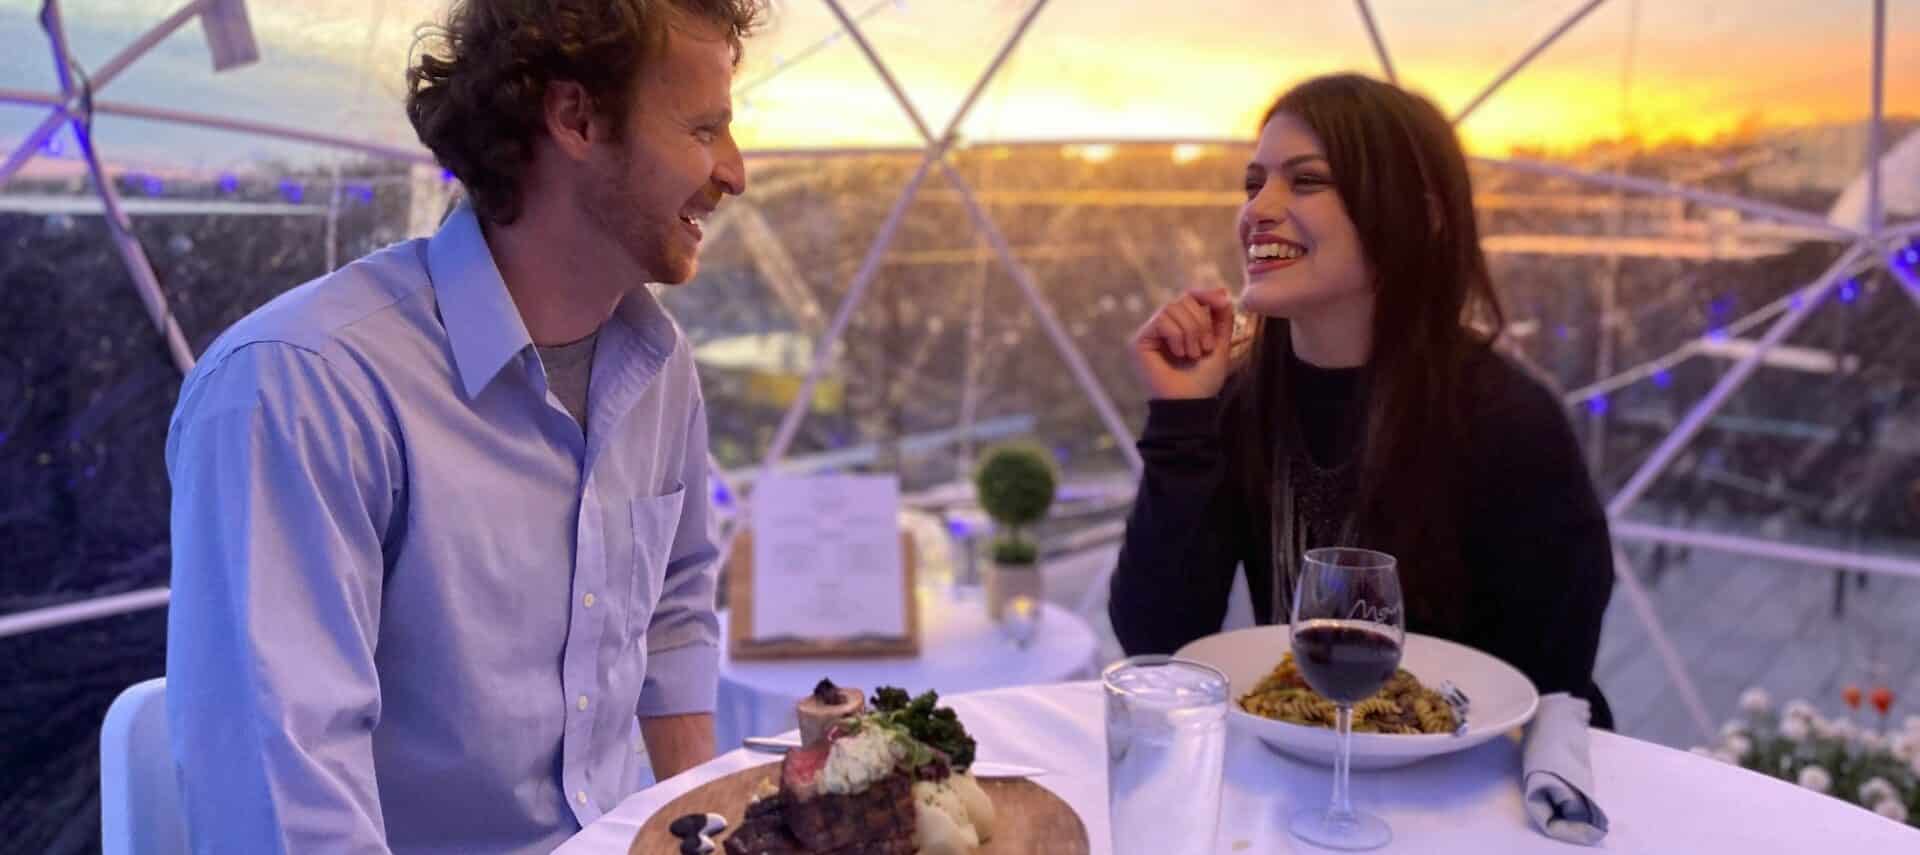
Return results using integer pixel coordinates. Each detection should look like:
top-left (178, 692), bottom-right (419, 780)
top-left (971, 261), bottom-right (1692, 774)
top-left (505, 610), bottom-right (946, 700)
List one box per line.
top-left (1348, 599), bottom-right (1401, 625)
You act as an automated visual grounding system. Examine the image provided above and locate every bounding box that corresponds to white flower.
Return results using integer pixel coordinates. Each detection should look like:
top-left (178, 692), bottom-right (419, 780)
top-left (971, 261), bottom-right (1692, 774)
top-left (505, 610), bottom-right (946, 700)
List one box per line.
top-left (1875, 800), bottom-right (1909, 824)
top-left (1739, 688), bottom-right (1772, 714)
top-left (1860, 777), bottom-right (1898, 805)
top-left (1781, 717), bottom-right (1812, 743)
top-left (1723, 734), bottom-right (1753, 758)
top-left (1721, 719), bottom-right (1749, 739)
top-left (1690, 746), bottom-right (1739, 764)
top-left (1831, 719), bottom-right (1859, 745)
top-left (1895, 734), bottom-right (1918, 762)
top-left (1797, 766), bottom-right (1832, 793)
top-left (1813, 716), bottom-right (1840, 741)
top-left (1783, 699), bottom-right (1818, 722)
top-left (1859, 730), bottom-right (1886, 753)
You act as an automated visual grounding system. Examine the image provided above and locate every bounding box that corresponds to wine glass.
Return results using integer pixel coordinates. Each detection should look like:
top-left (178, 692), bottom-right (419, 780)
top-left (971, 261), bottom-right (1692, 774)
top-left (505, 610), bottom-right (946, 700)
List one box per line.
top-left (1288, 547), bottom-right (1405, 850)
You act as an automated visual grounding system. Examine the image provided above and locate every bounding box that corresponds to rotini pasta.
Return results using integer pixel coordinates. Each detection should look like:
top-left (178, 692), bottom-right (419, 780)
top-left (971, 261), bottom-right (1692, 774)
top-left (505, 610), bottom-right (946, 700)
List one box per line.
top-left (1237, 652), bottom-right (1458, 735)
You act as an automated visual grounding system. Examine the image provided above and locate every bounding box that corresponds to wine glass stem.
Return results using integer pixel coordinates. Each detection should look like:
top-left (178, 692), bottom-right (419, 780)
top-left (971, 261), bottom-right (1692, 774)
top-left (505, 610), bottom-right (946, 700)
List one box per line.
top-left (1331, 703), bottom-right (1355, 822)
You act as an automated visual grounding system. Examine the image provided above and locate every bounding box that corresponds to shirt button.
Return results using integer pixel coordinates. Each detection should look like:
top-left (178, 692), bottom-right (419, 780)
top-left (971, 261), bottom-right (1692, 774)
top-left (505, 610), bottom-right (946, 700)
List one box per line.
top-left (577, 695), bottom-right (590, 711)
top-left (576, 790), bottom-right (588, 805)
top-left (583, 593), bottom-right (596, 608)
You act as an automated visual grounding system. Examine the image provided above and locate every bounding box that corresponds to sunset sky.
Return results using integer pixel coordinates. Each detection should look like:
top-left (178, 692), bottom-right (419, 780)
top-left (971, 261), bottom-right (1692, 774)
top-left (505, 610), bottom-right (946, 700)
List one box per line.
top-left (2, 0), bottom-right (1917, 173)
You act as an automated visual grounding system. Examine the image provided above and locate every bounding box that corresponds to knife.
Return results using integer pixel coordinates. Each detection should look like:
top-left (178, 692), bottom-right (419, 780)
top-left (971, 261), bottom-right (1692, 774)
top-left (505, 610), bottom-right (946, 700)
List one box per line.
top-left (742, 736), bottom-right (1050, 779)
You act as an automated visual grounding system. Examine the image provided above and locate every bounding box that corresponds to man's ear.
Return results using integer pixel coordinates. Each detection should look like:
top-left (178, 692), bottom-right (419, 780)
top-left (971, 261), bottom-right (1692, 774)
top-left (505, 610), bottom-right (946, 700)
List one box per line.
top-left (544, 80), bottom-right (598, 161)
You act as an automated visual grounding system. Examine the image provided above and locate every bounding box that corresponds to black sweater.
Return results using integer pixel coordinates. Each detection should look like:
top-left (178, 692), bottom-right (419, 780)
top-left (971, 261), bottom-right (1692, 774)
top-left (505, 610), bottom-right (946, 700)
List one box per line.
top-left (1109, 350), bottom-right (1616, 728)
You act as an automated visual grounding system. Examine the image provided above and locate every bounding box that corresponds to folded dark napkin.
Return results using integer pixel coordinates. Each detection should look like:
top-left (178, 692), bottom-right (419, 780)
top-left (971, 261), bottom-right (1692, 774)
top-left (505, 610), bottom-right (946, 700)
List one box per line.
top-left (1522, 692), bottom-right (1610, 845)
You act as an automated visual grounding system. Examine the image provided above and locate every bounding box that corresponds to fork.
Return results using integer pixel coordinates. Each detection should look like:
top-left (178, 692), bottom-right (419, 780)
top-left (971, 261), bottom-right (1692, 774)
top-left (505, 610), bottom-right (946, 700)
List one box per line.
top-left (1438, 681), bottom-right (1471, 737)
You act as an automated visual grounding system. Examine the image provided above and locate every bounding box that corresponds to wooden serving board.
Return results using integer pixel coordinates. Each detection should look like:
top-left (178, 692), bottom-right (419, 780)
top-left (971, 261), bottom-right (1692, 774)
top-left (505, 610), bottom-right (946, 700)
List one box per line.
top-left (630, 762), bottom-right (1089, 854)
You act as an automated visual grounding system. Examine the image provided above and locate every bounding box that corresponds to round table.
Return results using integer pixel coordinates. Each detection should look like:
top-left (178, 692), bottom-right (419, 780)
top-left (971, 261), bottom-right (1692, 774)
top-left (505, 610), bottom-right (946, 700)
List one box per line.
top-left (711, 590), bottom-right (1098, 750)
top-left (561, 682), bottom-right (1920, 854)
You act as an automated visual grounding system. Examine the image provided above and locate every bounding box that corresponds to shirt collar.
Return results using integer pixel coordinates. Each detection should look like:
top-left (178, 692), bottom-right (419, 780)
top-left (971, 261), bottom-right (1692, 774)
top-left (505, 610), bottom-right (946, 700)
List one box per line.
top-left (428, 203), bottom-right (683, 400)
top-left (611, 284), bottom-right (679, 364)
top-left (427, 202), bottom-right (535, 400)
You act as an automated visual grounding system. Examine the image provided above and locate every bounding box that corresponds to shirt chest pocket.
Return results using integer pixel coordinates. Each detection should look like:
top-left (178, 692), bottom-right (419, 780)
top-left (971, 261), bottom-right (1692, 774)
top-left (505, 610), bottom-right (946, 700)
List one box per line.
top-left (625, 482), bottom-right (686, 638)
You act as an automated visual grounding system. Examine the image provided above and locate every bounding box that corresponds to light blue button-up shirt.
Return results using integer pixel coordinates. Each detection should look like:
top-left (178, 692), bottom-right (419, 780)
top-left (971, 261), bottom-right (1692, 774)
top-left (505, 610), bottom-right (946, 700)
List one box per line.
top-left (165, 203), bottom-right (719, 854)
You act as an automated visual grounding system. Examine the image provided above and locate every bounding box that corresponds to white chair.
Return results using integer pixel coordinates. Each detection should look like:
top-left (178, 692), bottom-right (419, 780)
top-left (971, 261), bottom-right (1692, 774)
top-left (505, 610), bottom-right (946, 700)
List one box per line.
top-left (101, 677), bottom-right (189, 855)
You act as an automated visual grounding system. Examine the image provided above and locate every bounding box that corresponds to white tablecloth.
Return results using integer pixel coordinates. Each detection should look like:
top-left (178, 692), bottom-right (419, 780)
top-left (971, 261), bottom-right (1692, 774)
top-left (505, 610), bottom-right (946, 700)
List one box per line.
top-left (712, 590), bottom-right (1098, 749)
top-left (562, 682), bottom-right (1920, 854)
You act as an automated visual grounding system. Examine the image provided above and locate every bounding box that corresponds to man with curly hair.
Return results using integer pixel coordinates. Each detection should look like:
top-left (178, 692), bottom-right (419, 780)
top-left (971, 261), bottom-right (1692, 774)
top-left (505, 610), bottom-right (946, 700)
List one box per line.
top-left (165, 1), bottom-right (765, 850)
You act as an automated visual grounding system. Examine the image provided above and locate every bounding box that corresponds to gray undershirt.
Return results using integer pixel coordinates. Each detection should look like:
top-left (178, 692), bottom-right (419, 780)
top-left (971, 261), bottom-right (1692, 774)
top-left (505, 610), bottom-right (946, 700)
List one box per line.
top-left (536, 329), bottom-right (599, 429)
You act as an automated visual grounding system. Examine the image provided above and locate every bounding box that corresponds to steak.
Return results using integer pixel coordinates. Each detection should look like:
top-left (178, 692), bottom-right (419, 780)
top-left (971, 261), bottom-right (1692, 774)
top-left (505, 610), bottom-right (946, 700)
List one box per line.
top-left (783, 771), bottom-right (915, 851)
top-left (780, 742), bottom-right (833, 796)
top-left (723, 735), bottom-right (919, 855)
top-left (721, 801), bottom-right (802, 855)
top-left (722, 793), bottom-right (916, 855)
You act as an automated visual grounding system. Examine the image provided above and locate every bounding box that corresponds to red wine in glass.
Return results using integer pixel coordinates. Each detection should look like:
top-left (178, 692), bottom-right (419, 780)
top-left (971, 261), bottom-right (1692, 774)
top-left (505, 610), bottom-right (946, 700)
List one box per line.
top-left (1288, 546), bottom-right (1405, 851)
top-left (1292, 622), bottom-right (1403, 704)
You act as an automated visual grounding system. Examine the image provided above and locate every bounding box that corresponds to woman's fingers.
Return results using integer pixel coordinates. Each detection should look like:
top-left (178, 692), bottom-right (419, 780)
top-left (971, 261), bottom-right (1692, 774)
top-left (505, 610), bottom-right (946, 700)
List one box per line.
top-left (1168, 297), bottom-right (1215, 353)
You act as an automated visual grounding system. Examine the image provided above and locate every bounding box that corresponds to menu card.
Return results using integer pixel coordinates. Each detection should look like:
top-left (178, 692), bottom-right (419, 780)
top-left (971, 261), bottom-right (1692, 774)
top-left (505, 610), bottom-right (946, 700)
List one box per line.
top-left (749, 474), bottom-right (907, 641)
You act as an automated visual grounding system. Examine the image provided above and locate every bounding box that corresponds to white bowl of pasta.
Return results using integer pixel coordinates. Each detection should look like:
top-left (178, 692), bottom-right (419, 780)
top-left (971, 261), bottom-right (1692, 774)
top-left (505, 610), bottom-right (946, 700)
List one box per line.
top-left (1175, 624), bottom-right (1539, 770)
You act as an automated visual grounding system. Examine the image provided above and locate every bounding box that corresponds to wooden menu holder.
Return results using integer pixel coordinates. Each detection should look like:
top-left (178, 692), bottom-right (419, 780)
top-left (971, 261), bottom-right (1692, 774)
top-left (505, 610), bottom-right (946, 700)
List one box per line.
top-left (725, 528), bottom-right (921, 660)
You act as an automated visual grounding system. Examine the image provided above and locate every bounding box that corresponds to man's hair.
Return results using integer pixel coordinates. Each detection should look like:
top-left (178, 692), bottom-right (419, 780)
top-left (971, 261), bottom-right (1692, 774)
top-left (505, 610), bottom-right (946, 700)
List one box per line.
top-left (405, 0), bottom-right (766, 225)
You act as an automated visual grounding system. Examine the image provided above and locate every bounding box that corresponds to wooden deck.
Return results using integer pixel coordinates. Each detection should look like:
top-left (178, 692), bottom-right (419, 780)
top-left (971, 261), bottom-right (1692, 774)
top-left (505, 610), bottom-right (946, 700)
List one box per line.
top-left (1595, 541), bottom-right (1920, 746)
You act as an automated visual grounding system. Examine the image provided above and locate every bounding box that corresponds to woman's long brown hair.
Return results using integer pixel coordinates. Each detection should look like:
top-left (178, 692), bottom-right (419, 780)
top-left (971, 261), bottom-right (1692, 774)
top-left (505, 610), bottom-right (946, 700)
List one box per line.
top-left (1223, 73), bottom-right (1506, 633)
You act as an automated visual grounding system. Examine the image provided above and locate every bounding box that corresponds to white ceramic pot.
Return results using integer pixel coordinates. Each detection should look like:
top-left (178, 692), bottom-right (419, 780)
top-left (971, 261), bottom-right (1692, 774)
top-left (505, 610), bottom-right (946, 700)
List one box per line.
top-left (984, 561), bottom-right (1043, 621)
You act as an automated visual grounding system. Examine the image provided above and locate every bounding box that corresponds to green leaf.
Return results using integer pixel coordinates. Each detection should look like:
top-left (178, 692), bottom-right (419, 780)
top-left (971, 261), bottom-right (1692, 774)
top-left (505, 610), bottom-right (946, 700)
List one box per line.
top-left (873, 686), bottom-right (911, 712)
top-left (864, 687), bottom-right (978, 772)
top-left (990, 537), bottom-right (1039, 565)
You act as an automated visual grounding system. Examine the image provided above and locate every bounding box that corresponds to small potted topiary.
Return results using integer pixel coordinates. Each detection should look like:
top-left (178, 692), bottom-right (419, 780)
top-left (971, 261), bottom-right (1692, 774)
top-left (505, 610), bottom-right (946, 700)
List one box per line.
top-left (973, 442), bottom-right (1058, 621)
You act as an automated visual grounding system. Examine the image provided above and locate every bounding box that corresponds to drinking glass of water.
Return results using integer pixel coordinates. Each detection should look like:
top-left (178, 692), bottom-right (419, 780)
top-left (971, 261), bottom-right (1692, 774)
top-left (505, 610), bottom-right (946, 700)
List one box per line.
top-left (1103, 655), bottom-right (1228, 855)
top-left (1288, 546), bottom-right (1405, 850)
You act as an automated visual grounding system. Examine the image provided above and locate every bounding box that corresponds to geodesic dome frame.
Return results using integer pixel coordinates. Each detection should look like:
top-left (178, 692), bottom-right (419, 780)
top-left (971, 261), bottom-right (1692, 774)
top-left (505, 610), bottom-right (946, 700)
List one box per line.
top-left (4, 0), bottom-right (1919, 745)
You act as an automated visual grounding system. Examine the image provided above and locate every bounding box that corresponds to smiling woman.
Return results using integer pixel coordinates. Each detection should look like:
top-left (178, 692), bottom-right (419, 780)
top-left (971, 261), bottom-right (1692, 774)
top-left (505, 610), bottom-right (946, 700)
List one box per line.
top-left (1112, 73), bottom-right (1618, 733)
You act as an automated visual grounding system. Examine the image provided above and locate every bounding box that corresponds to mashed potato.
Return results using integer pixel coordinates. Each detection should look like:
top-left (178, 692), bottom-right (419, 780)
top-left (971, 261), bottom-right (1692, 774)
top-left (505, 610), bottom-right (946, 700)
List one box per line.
top-left (911, 774), bottom-right (995, 854)
top-left (818, 727), bottom-right (906, 796)
top-left (949, 773), bottom-right (995, 840)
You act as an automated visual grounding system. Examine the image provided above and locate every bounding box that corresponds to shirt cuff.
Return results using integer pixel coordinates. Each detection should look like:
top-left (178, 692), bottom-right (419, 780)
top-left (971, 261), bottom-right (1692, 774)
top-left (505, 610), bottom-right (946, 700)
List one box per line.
top-left (1142, 396), bottom-right (1223, 441)
top-left (637, 643), bottom-right (720, 717)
